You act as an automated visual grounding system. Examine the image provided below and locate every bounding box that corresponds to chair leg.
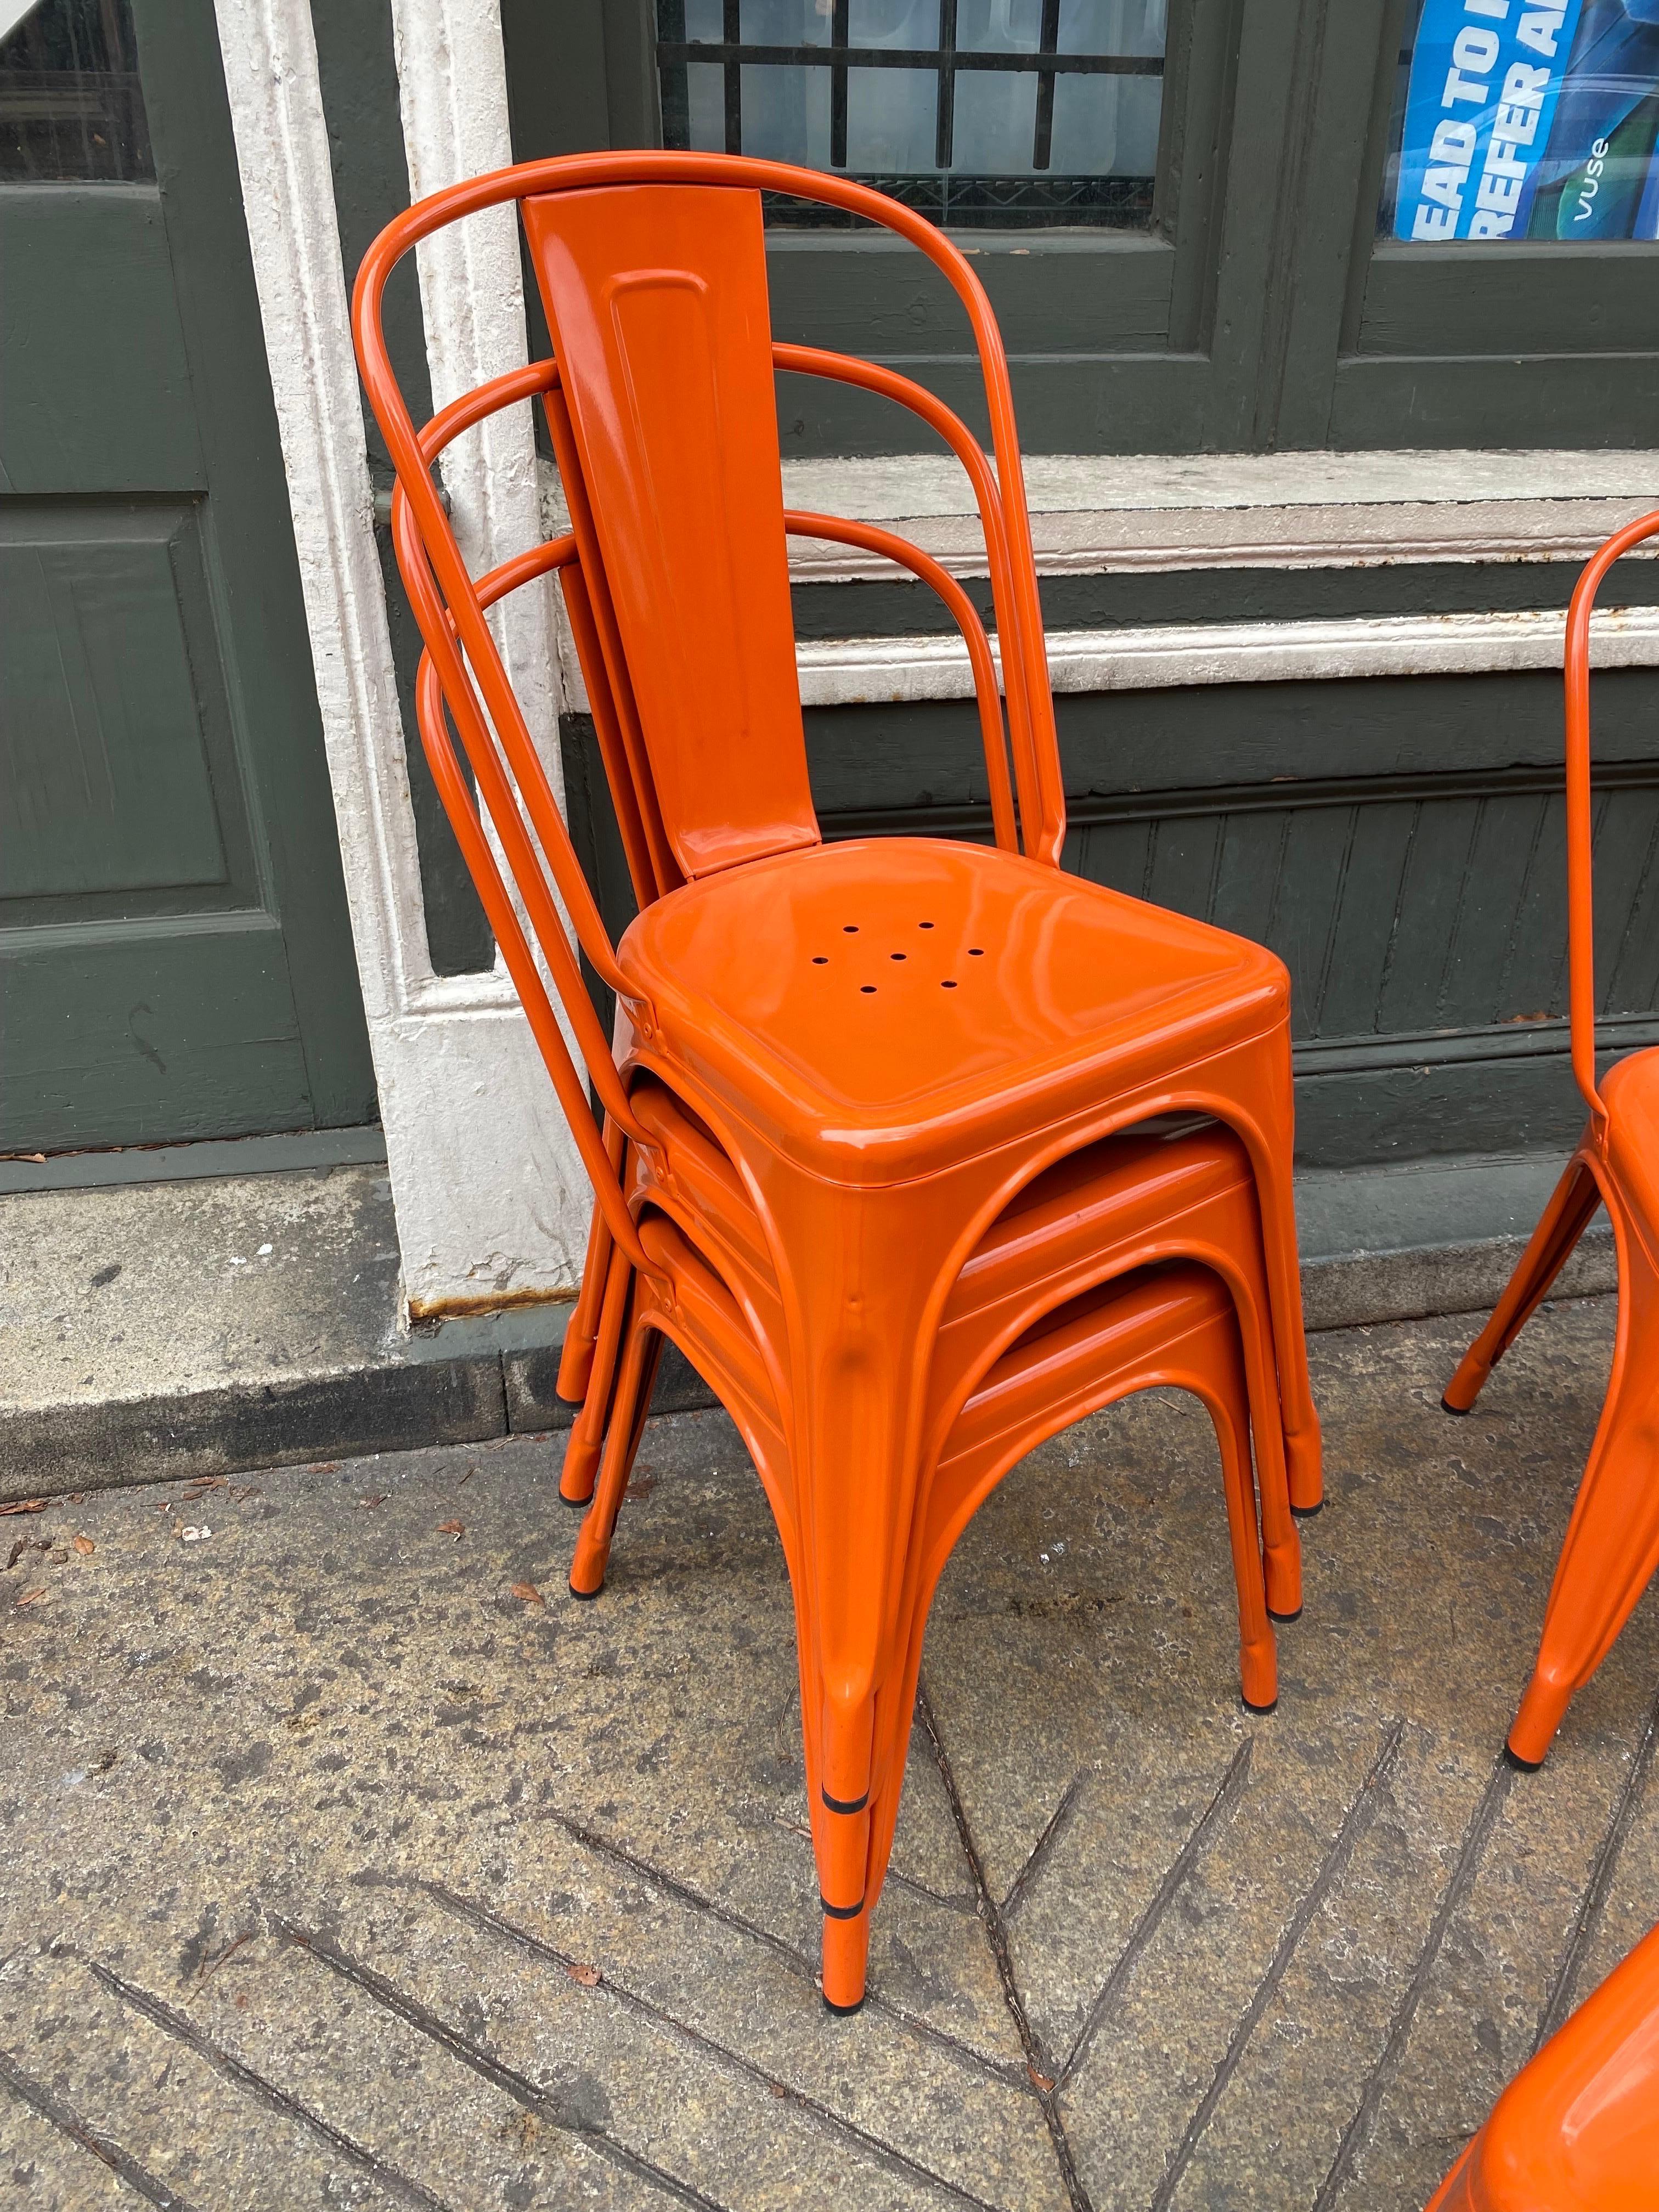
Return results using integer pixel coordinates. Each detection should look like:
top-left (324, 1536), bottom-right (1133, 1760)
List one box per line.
top-left (556, 1121), bottom-right (628, 1404)
top-left (1238, 1075), bottom-right (1324, 1515)
top-left (556, 1200), bottom-right (611, 1403)
top-left (813, 1695), bottom-right (877, 2015)
top-left (568, 1302), bottom-right (656, 1597)
top-left (1506, 1244), bottom-right (1659, 1766)
top-left (1195, 1338), bottom-right (1278, 1714)
top-left (1226, 1254), bottom-right (1301, 1620)
top-left (1444, 1148), bottom-right (1602, 1415)
top-left (559, 1240), bottom-right (634, 1505)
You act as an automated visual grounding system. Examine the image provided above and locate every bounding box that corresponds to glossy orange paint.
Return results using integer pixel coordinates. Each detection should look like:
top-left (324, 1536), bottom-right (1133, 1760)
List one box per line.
top-left (1444, 507), bottom-right (1659, 1769)
top-left (1428, 1920), bottom-right (1659, 2211)
top-left (353, 151), bottom-right (1321, 2011)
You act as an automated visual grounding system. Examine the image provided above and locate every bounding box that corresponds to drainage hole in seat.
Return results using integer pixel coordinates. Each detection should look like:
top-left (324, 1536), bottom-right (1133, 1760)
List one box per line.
top-left (860, 985), bottom-right (877, 995)
top-left (941, 979), bottom-right (958, 989)
top-left (919, 921), bottom-right (935, 929)
top-left (844, 924), bottom-right (859, 934)
top-left (968, 947), bottom-right (984, 956)
top-left (890, 952), bottom-right (906, 962)
top-left (812, 956), bottom-right (828, 965)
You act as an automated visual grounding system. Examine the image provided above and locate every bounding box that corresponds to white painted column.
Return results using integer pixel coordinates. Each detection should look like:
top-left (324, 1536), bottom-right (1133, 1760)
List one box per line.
top-left (212, 0), bottom-right (591, 1322)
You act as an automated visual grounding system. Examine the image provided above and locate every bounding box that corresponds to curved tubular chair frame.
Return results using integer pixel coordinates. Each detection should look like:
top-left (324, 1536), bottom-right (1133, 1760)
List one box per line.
top-left (1444, 506), bottom-right (1659, 1767)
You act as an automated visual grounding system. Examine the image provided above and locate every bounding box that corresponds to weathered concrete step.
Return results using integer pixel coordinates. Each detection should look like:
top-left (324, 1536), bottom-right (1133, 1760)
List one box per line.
top-left (0, 1161), bottom-right (706, 1503)
top-left (0, 1144), bottom-right (1614, 1502)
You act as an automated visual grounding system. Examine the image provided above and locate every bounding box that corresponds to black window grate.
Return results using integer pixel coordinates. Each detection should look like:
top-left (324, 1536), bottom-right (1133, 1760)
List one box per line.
top-left (656, 0), bottom-right (1164, 229)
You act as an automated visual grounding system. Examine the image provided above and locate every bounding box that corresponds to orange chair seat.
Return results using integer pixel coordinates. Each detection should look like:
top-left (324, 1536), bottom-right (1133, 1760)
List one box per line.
top-left (619, 839), bottom-right (1287, 1179)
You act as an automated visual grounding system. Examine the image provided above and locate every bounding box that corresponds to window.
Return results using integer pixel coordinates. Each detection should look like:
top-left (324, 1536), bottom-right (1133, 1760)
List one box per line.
top-left (1381, 0), bottom-right (1659, 244)
top-left (0, 0), bottom-right (153, 183)
top-left (655, 0), bottom-right (1167, 227)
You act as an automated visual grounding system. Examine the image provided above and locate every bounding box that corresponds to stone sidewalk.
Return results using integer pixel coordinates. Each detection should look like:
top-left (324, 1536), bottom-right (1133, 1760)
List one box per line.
top-left (3, 1299), bottom-right (1656, 2211)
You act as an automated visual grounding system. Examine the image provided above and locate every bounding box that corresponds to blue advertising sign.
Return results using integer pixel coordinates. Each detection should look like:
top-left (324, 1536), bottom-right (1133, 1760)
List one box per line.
top-left (1394, 0), bottom-right (1659, 241)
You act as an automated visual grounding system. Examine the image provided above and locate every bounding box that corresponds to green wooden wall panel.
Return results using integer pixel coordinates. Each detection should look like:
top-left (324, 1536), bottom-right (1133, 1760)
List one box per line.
top-left (1315, 800), bottom-right (1417, 1039)
top-left (1, 514), bottom-right (229, 902)
top-left (1358, 245), bottom-right (1659, 359)
top-left (1602, 795), bottom-right (1659, 1018)
top-left (0, 918), bottom-right (314, 1149)
top-left (765, 235), bottom-right (1176, 358)
top-left (0, 187), bottom-right (202, 494)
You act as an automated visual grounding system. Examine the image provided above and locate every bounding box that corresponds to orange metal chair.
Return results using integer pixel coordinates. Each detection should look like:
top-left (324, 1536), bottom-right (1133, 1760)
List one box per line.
top-left (353, 151), bottom-right (1322, 2011)
top-left (1444, 507), bottom-right (1659, 1769)
top-left (1427, 1920), bottom-right (1659, 2211)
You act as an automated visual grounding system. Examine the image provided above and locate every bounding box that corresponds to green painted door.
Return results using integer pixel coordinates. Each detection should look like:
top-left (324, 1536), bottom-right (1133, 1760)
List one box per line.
top-left (0, 0), bottom-right (375, 1152)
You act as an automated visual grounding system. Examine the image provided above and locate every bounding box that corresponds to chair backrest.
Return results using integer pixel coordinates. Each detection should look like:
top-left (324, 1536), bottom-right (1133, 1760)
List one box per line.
top-left (352, 151), bottom-right (1066, 1266)
top-left (522, 183), bottom-right (818, 883)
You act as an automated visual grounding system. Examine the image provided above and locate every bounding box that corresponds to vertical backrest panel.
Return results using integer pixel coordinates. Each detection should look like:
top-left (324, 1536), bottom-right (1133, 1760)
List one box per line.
top-left (522, 184), bottom-right (819, 882)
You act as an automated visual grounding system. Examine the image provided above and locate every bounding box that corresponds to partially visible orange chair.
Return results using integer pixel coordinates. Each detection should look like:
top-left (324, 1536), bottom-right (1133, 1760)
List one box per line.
top-left (1427, 1920), bottom-right (1659, 2211)
top-left (354, 151), bottom-right (1322, 2012)
top-left (1444, 508), bottom-right (1659, 1769)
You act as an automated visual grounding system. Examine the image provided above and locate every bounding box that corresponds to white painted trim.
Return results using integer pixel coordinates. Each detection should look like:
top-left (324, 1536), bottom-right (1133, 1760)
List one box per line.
top-left (554, 600), bottom-right (1659, 714)
top-left (787, 603), bottom-right (1659, 707)
top-left (772, 450), bottom-right (1659, 582)
top-left (212, 0), bottom-right (589, 1318)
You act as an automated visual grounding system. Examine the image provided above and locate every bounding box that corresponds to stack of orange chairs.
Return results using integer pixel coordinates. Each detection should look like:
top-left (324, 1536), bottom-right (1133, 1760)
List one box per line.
top-left (355, 151), bottom-right (1322, 2013)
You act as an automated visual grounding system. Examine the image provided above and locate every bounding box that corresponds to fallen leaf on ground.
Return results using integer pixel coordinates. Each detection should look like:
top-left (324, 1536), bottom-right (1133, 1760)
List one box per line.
top-left (182, 1477), bottom-right (226, 1499)
top-left (15, 1587), bottom-right (45, 1607)
top-left (437, 1520), bottom-right (465, 1539)
top-left (510, 1582), bottom-right (544, 1606)
top-left (357, 1494), bottom-right (388, 1510)
top-left (565, 1962), bottom-right (601, 1988)
top-left (72, 1536), bottom-right (95, 1557)
top-left (0, 1499), bottom-right (47, 1516)
top-left (624, 1473), bottom-right (658, 1500)
top-left (1027, 2064), bottom-right (1055, 2094)
top-left (311, 1462), bottom-right (340, 1474)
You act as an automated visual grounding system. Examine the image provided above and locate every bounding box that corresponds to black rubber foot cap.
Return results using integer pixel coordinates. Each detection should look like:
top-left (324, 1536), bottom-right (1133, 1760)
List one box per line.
top-left (1242, 1694), bottom-right (1279, 1716)
top-left (1267, 1606), bottom-right (1302, 1625)
top-left (1441, 1396), bottom-right (1472, 1417)
top-left (1503, 1743), bottom-right (1544, 1774)
top-left (1290, 1500), bottom-right (1324, 1520)
top-left (822, 1993), bottom-right (866, 2017)
top-left (567, 1580), bottom-right (603, 1602)
top-left (558, 1489), bottom-right (592, 1510)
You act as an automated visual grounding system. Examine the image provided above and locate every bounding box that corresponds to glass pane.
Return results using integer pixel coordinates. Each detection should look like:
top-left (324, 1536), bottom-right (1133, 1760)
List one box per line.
top-left (656, 0), bottom-right (1166, 227)
top-left (953, 68), bottom-right (1039, 170)
top-left (1381, 0), bottom-right (1659, 242)
top-left (848, 0), bottom-right (940, 46)
top-left (685, 59), bottom-right (724, 149)
top-left (845, 64), bottom-right (937, 168)
top-left (742, 61), bottom-right (832, 162)
top-left (743, 0), bottom-right (833, 44)
top-left (957, 0), bottom-right (1045, 54)
top-left (0, 0), bottom-right (152, 183)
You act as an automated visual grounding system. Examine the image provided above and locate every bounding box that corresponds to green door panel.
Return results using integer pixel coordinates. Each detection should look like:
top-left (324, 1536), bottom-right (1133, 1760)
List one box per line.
top-left (0, 0), bottom-right (375, 1152)
top-left (0, 916), bottom-right (314, 1149)
top-left (0, 186), bottom-right (202, 494)
top-left (1, 511), bottom-right (233, 900)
